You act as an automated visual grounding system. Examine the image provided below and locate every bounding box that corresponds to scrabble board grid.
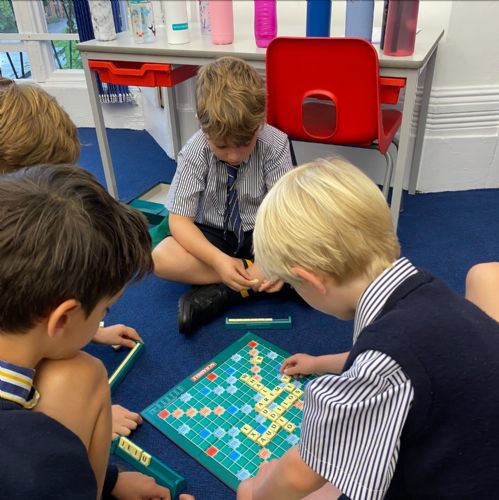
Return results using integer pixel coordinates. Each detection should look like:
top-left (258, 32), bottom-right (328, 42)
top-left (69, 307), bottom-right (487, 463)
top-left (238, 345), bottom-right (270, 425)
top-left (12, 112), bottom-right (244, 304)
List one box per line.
top-left (142, 333), bottom-right (313, 491)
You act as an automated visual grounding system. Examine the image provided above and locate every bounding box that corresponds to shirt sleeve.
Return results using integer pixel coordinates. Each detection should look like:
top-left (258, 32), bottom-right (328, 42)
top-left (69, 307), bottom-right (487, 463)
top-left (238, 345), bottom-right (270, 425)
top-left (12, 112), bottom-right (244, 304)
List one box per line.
top-left (299, 350), bottom-right (414, 500)
top-left (263, 129), bottom-right (294, 189)
top-left (166, 134), bottom-right (208, 218)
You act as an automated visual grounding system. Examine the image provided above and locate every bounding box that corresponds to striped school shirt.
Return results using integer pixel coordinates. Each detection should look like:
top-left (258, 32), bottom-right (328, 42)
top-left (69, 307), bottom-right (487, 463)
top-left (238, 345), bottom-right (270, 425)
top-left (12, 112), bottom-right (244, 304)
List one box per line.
top-left (300, 258), bottom-right (418, 500)
top-left (0, 359), bottom-right (39, 409)
top-left (166, 124), bottom-right (293, 231)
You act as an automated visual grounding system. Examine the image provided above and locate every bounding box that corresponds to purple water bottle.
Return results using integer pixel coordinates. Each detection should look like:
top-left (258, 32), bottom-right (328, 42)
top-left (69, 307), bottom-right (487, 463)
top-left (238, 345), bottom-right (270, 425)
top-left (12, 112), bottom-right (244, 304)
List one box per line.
top-left (254, 0), bottom-right (277, 48)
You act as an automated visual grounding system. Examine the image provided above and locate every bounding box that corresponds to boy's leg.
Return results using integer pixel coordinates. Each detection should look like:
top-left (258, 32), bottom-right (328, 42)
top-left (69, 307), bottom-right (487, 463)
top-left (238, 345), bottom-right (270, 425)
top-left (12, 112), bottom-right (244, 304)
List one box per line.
top-left (465, 262), bottom-right (499, 322)
top-left (34, 352), bottom-right (112, 498)
top-left (152, 235), bottom-right (222, 284)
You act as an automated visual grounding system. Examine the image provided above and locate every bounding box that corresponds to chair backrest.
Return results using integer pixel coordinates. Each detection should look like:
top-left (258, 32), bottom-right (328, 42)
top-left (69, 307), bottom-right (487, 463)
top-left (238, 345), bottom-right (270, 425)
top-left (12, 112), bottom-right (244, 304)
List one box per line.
top-left (266, 37), bottom-right (381, 146)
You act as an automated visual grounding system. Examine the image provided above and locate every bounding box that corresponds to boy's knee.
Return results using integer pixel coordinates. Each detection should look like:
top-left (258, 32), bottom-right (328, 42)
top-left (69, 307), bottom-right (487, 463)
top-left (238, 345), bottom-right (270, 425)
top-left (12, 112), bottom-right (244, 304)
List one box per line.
top-left (466, 262), bottom-right (499, 290)
top-left (36, 351), bottom-right (109, 397)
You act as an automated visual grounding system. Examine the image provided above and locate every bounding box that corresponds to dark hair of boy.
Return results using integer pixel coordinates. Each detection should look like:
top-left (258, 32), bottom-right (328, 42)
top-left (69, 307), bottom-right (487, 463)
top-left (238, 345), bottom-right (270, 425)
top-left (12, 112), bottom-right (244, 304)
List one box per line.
top-left (0, 164), bottom-right (152, 333)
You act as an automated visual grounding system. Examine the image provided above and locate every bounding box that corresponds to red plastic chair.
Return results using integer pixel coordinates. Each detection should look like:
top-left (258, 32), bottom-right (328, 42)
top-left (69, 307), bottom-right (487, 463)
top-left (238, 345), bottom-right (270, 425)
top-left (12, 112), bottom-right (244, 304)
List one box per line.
top-left (266, 37), bottom-right (405, 201)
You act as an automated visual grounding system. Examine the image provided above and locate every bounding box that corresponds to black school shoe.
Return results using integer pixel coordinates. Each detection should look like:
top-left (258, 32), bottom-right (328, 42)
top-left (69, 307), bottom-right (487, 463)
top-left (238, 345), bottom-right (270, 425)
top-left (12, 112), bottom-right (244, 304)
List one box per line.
top-left (178, 284), bottom-right (232, 334)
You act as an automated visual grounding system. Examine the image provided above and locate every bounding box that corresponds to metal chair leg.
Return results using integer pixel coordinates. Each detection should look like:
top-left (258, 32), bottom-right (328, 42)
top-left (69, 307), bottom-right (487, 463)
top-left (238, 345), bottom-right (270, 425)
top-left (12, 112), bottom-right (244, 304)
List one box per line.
top-left (382, 150), bottom-right (394, 200)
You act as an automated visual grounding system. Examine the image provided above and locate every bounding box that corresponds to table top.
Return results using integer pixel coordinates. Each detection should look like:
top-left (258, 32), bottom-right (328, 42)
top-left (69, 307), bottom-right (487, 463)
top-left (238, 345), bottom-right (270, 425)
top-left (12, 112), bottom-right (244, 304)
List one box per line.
top-left (77, 23), bottom-right (444, 70)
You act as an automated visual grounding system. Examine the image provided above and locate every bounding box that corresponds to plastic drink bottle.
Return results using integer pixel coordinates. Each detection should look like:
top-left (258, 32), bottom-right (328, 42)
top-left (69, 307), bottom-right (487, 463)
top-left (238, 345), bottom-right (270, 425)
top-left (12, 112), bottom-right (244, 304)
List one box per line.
top-left (208, 0), bottom-right (234, 45)
top-left (162, 0), bottom-right (190, 44)
top-left (254, 0), bottom-right (277, 48)
top-left (345, 0), bottom-right (374, 41)
top-left (129, 0), bottom-right (156, 43)
top-left (383, 0), bottom-right (419, 56)
top-left (306, 0), bottom-right (332, 37)
top-left (199, 0), bottom-right (211, 35)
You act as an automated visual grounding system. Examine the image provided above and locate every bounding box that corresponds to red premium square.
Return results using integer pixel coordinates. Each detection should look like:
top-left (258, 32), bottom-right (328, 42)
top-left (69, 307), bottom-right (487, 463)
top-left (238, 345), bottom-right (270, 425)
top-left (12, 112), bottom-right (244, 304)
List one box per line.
top-left (247, 341), bottom-right (258, 348)
top-left (158, 409), bottom-right (170, 419)
top-left (207, 372), bottom-right (218, 381)
top-left (206, 445), bottom-right (218, 457)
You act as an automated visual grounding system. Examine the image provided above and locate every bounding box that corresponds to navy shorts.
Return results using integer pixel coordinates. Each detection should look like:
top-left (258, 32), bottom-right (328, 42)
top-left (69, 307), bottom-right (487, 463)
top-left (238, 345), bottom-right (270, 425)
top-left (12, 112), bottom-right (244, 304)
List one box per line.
top-left (195, 222), bottom-right (254, 260)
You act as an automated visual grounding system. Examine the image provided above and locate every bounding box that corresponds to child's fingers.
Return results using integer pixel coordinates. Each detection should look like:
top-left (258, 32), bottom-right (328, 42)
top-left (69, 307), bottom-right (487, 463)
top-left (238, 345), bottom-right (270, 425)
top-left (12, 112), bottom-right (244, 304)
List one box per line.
top-left (123, 326), bottom-right (143, 342)
top-left (121, 337), bottom-right (137, 349)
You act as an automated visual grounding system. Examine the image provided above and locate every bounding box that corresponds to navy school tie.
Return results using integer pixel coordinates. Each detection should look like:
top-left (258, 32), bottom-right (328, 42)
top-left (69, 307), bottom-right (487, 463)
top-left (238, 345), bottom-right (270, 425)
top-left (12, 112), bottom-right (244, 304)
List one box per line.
top-left (224, 163), bottom-right (244, 253)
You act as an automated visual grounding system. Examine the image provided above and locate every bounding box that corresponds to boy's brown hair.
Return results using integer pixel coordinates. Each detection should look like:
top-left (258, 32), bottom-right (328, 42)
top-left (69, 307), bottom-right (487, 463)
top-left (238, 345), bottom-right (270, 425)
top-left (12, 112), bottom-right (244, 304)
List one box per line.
top-left (196, 56), bottom-right (266, 147)
top-left (0, 164), bottom-right (152, 333)
top-left (0, 78), bottom-right (80, 174)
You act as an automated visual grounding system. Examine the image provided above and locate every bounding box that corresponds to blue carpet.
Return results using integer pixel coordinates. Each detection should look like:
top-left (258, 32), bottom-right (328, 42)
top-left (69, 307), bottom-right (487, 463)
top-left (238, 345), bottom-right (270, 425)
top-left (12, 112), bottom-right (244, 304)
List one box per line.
top-left (79, 128), bottom-right (499, 499)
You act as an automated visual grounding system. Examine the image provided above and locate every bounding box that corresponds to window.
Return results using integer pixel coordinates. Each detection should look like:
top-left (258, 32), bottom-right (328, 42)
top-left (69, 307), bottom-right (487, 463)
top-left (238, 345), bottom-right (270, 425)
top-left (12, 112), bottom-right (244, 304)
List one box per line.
top-left (0, 0), bottom-right (81, 82)
top-left (44, 0), bottom-right (82, 70)
top-left (0, 0), bottom-right (31, 79)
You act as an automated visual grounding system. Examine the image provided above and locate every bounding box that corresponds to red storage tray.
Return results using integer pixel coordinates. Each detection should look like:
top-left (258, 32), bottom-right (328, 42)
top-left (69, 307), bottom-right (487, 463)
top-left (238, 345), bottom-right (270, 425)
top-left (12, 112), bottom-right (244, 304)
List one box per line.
top-left (88, 60), bottom-right (198, 87)
top-left (379, 76), bottom-right (406, 105)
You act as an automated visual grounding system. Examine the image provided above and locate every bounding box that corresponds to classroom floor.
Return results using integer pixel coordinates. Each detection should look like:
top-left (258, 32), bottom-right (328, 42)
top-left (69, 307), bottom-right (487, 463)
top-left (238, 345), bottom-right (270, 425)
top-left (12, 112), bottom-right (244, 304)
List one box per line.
top-left (79, 128), bottom-right (499, 499)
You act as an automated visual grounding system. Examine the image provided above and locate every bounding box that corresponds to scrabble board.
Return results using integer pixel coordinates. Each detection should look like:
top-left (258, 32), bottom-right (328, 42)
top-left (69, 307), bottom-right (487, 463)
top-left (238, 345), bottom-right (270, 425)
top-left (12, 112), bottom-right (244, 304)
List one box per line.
top-left (142, 333), bottom-right (314, 491)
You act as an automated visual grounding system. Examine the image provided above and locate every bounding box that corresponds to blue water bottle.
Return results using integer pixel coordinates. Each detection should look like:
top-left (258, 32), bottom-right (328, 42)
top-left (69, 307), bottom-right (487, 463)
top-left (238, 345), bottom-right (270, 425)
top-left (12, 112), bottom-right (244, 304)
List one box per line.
top-left (345, 0), bottom-right (374, 41)
top-left (306, 0), bottom-right (331, 37)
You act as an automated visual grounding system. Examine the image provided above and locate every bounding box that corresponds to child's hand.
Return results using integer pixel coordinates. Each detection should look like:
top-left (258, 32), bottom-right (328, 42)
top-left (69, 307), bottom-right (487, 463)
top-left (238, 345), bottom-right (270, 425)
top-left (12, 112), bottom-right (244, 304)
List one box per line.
top-left (93, 324), bottom-right (142, 349)
top-left (213, 254), bottom-right (259, 291)
top-left (237, 460), bottom-right (278, 499)
top-left (111, 404), bottom-right (143, 439)
top-left (258, 277), bottom-right (284, 293)
top-left (281, 353), bottom-right (318, 377)
top-left (112, 470), bottom-right (196, 499)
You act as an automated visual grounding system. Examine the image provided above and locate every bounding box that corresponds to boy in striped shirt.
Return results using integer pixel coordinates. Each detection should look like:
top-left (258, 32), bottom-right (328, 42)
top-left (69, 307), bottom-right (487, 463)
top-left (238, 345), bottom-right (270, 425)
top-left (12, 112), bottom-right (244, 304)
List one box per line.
top-left (152, 57), bottom-right (294, 333)
top-left (238, 158), bottom-right (499, 499)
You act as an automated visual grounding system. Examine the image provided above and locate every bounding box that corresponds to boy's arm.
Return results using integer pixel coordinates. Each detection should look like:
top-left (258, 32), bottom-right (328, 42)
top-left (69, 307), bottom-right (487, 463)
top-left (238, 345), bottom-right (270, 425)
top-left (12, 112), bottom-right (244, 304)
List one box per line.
top-left (263, 132), bottom-right (294, 190)
top-left (170, 214), bottom-right (256, 290)
top-left (281, 352), bottom-right (350, 376)
top-left (237, 446), bottom-right (330, 500)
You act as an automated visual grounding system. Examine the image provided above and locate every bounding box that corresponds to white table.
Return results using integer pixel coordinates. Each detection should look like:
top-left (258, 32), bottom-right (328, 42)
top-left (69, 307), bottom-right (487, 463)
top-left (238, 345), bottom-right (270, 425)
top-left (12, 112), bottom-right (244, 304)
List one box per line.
top-left (77, 26), bottom-right (443, 230)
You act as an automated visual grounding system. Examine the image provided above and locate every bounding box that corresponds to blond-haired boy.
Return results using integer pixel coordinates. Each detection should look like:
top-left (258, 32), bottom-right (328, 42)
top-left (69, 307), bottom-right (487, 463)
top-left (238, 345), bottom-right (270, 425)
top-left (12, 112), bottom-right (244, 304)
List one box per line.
top-left (153, 56), bottom-right (294, 333)
top-left (238, 158), bottom-right (499, 499)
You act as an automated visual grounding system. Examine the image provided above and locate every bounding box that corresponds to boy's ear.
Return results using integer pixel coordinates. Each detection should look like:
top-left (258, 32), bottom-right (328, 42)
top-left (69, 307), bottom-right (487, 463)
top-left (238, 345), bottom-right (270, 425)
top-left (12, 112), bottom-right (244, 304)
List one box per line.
top-left (290, 267), bottom-right (328, 295)
top-left (46, 299), bottom-right (80, 338)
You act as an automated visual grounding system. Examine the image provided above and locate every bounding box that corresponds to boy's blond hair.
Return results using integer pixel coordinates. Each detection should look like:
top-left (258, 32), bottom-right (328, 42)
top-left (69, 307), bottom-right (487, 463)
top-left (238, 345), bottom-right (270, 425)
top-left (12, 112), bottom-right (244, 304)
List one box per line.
top-left (196, 56), bottom-right (265, 147)
top-left (0, 78), bottom-right (80, 174)
top-left (254, 158), bottom-right (401, 285)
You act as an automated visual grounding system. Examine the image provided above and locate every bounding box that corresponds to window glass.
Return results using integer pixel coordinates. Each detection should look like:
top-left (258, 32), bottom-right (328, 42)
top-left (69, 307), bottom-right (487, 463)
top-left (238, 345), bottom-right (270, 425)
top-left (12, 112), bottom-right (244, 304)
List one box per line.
top-left (44, 0), bottom-right (82, 69)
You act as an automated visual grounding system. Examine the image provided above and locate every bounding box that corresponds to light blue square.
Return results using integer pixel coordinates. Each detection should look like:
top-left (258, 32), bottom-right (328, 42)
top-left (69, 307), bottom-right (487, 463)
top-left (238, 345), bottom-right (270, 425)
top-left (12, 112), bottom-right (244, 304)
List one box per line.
top-left (226, 385), bottom-right (238, 395)
top-left (228, 427), bottom-right (240, 437)
top-left (213, 386), bottom-right (225, 396)
top-left (240, 404), bottom-right (252, 414)
top-left (179, 424), bottom-right (191, 435)
top-left (286, 434), bottom-right (299, 445)
top-left (227, 375), bottom-right (237, 384)
top-left (237, 469), bottom-right (251, 481)
top-left (179, 392), bottom-right (193, 403)
top-left (254, 414), bottom-right (265, 424)
top-left (228, 438), bottom-right (241, 449)
top-left (231, 354), bottom-right (242, 362)
top-left (267, 351), bottom-right (278, 360)
top-left (253, 393), bottom-right (263, 402)
top-left (213, 427), bottom-right (226, 439)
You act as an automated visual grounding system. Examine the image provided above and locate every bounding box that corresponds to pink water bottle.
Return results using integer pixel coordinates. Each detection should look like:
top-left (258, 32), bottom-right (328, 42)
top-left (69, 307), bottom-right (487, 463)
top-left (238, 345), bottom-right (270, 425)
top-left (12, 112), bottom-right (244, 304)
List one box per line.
top-left (383, 0), bottom-right (419, 57)
top-left (254, 0), bottom-right (277, 48)
top-left (208, 0), bottom-right (234, 45)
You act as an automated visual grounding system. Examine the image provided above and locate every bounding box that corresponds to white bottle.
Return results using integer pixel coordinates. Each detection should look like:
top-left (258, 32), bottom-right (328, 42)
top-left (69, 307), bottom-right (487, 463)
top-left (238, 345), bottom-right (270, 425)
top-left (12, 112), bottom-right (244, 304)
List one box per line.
top-left (161, 1), bottom-right (190, 44)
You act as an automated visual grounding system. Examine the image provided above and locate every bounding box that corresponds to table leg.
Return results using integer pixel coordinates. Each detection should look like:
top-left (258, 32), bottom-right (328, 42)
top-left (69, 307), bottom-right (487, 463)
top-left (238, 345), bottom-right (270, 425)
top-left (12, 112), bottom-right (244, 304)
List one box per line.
top-left (82, 60), bottom-right (118, 199)
top-left (390, 72), bottom-right (418, 230)
top-left (408, 47), bottom-right (439, 194)
top-left (163, 86), bottom-right (182, 159)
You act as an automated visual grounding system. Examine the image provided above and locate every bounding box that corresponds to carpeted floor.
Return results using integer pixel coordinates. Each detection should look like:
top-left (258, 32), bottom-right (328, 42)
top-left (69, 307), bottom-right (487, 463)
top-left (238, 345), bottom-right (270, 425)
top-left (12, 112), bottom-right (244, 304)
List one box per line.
top-left (78, 127), bottom-right (499, 499)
